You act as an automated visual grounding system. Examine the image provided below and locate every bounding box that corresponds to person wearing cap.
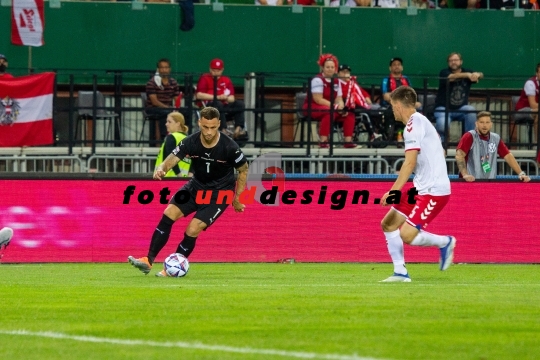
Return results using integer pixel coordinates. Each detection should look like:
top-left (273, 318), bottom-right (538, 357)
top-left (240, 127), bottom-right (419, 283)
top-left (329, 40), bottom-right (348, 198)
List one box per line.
top-left (455, 111), bottom-right (530, 182)
top-left (0, 54), bottom-right (14, 79)
top-left (337, 64), bottom-right (379, 144)
top-left (196, 58), bottom-right (247, 141)
top-left (302, 54), bottom-right (357, 149)
top-left (338, 64), bottom-right (375, 111)
top-left (145, 58), bottom-right (184, 143)
top-left (381, 57), bottom-right (420, 142)
top-left (434, 52), bottom-right (483, 142)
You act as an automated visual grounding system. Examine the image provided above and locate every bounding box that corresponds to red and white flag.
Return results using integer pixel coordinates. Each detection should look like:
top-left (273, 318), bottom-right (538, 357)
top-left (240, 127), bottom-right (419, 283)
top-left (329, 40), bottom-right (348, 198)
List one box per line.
top-left (0, 72), bottom-right (55, 147)
top-left (11, 0), bottom-right (45, 47)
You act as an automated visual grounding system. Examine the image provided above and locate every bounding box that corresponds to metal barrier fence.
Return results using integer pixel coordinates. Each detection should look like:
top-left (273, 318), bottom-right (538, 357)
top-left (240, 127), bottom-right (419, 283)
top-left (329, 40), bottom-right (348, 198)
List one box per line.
top-left (277, 157), bottom-right (392, 175)
top-left (84, 155), bottom-right (392, 175)
top-left (0, 148), bottom-right (537, 175)
top-left (393, 157), bottom-right (539, 176)
top-left (0, 156), bottom-right (84, 173)
top-left (87, 155), bottom-right (155, 174)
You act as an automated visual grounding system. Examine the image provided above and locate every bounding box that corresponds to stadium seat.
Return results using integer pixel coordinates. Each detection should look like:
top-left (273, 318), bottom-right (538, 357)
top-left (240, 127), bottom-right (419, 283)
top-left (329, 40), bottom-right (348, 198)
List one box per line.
top-left (139, 92), bottom-right (161, 143)
top-left (417, 93), bottom-right (437, 122)
top-left (510, 95), bottom-right (534, 149)
top-left (293, 92), bottom-right (318, 147)
top-left (76, 91), bottom-right (119, 146)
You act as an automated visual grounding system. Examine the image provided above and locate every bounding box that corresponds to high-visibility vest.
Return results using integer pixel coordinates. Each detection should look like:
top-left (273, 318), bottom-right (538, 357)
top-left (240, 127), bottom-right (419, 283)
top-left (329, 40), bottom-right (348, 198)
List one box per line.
top-left (155, 132), bottom-right (191, 177)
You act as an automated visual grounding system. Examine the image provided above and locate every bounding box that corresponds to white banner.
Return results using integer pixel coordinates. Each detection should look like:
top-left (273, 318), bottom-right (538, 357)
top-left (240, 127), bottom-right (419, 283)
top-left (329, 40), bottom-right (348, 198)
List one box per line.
top-left (11, 0), bottom-right (45, 47)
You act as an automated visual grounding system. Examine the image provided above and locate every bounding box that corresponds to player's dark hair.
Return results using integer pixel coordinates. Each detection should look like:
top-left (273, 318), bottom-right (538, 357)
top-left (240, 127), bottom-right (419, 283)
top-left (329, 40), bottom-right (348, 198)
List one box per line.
top-left (157, 58), bottom-right (170, 68)
top-left (390, 86), bottom-right (417, 108)
top-left (536, 63), bottom-right (540, 73)
top-left (477, 111), bottom-right (492, 120)
top-left (200, 106), bottom-right (220, 121)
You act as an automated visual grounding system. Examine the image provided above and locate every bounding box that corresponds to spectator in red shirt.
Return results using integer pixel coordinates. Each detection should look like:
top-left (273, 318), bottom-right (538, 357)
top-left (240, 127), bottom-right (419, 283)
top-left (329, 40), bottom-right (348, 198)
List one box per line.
top-left (196, 59), bottom-right (247, 140)
top-left (0, 54), bottom-right (14, 79)
top-left (455, 111), bottom-right (530, 182)
top-left (302, 54), bottom-right (357, 149)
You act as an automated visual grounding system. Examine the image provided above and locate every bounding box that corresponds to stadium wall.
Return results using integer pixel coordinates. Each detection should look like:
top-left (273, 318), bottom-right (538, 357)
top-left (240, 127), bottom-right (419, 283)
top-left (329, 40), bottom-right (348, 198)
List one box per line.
top-left (1, 178), bottom-right (538, 263)
top-left (0, 4), bottom-right (539, 87)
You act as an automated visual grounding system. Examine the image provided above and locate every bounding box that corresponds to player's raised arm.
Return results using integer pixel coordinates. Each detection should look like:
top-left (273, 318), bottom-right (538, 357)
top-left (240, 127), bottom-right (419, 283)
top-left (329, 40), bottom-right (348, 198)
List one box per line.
top-left (154, 153), bottom-right (181, 180)
top-left (233, 162), bottom-right (249, 212)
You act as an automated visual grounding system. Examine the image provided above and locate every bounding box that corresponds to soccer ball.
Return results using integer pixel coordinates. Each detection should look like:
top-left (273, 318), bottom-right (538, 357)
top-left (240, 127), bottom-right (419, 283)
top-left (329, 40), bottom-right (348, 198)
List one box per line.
top-left (164, 253), bottom-right (190, 277)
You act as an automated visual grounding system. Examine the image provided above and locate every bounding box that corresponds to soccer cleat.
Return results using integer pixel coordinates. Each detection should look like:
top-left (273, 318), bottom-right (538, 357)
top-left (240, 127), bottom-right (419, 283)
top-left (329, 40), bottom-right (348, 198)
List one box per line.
top-left (0, 227), bottom-right (14, 248)
top-left (439, 236), bottom-right (456, 271)
top-left (380, 273), bottom-right (412, 282)
top-left (155, 269), bottom-right (170, 277)
top-left (127, 256), bottom-right (152, 275)
top-left (344, 142), bottom-right (358, 149)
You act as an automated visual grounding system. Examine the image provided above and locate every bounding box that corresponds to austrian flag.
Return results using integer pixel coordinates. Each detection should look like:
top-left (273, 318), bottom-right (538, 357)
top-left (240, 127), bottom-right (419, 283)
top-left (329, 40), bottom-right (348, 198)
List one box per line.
top-left (11, 0), bottom-right (45, 47)
top-left (0, 72), bottom-right (55, 147)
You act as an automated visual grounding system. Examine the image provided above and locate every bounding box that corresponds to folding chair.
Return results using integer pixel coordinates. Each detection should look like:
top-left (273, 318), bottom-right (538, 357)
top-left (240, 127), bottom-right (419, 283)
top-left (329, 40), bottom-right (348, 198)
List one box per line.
top-left (139, 92), bottom-right (161, 142)
top-left (417, 93), bottom-right (437, 122)
top-left (77, 91), bottom-right (119, 146)
top-left (510, 95), bottom-right (535, 148)
top-left (293, 92), bottom-right (318, 147)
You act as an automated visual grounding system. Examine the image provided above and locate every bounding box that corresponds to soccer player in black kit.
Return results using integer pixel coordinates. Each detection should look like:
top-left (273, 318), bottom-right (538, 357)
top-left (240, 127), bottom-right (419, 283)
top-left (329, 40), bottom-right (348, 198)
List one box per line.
top-left (128, 106), bottom-right (249, 277)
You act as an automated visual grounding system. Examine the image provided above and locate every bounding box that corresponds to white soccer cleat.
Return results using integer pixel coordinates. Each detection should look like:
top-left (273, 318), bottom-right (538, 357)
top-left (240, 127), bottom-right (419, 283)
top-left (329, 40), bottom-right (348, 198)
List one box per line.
top-left (0, 227), bottom-right (14, 248)
top-left (380, 273), bottom-right (412, 282)
top-left (439, 236), bottom-right (456, 271)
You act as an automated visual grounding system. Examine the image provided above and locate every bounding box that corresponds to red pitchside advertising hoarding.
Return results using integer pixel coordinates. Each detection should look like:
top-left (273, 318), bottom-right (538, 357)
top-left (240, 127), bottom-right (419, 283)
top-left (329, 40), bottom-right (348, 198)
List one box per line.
top-left (0, 179), bottom-right (538, 263)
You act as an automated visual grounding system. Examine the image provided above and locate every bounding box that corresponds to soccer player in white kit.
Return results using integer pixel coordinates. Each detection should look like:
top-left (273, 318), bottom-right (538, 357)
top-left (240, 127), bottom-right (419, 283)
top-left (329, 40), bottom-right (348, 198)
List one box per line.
top-left (380, 86), bottom-right (456, 282)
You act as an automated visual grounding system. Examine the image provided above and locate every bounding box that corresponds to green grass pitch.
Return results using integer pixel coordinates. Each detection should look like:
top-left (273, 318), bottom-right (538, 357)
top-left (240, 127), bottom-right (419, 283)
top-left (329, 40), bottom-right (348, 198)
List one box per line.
top-left (0, 263), bottom-right (539, 360)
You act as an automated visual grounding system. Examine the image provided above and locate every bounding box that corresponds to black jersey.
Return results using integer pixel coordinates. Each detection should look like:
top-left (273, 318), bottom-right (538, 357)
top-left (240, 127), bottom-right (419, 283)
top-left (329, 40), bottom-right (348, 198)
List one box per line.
top-left (171, 132), bottom-right (247, 190)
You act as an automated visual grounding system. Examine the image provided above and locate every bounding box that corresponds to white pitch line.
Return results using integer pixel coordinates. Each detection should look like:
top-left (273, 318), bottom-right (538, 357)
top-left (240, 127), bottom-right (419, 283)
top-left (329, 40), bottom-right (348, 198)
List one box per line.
top-left (132, 283), bottom-right (540, 289)
top-left (0, 330), bottom-right (385, 360)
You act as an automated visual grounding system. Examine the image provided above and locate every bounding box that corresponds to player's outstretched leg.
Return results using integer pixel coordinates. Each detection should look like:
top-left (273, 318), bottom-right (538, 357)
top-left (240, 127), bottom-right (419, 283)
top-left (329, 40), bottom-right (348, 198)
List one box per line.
top-left (409, 231), bottom-right (456, 271)
top-left (128, 214), bottom-right (176, 275)
top-left (0, 227), bottom-right (13, 248)
top-left (439, 236), bottom-right (456, 271)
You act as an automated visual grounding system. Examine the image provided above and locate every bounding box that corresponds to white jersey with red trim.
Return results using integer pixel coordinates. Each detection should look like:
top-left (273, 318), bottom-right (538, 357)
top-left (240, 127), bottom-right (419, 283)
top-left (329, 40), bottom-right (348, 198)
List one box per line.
top-left (403, 112), bottom-right (451, 196)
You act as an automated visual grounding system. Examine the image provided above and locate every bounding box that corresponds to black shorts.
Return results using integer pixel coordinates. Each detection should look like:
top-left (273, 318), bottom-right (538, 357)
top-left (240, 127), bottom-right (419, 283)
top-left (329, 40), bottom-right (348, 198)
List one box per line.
top-left (169, 184), bottom-right (231, 228)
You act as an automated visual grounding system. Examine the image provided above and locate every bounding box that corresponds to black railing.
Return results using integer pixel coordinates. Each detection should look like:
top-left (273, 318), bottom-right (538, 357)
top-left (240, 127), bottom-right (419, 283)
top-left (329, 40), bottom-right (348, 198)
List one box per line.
top-left (31, 70), bottom-right (539, 159)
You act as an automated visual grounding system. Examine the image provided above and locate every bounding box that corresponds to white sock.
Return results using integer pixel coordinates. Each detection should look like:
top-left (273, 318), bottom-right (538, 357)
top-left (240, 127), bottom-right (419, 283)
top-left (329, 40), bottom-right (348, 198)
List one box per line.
top-left (410, 231), bottom-right (449, 248)
top-left (384, 230), bottom-right (407, 275)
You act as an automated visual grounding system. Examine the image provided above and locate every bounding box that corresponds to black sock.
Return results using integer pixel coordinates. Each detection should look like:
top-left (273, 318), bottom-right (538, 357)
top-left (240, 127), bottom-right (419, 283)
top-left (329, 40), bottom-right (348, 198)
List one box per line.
top-left (147, 215), bottom-right (175, 264)
top-left (176, 233), bottom-right (197, 258)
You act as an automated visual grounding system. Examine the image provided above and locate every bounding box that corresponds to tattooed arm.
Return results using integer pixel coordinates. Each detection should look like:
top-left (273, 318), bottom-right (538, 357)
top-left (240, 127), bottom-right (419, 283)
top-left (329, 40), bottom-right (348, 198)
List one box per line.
top-left (233, 162), bottom-right (249, 212)
top-left (455, 149), bottom-right (474, 182)
top-left (154, 153), bottom-right (180, 180)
